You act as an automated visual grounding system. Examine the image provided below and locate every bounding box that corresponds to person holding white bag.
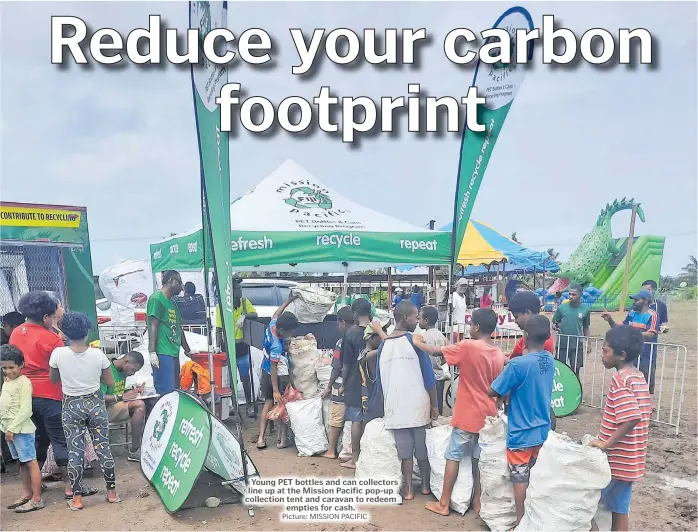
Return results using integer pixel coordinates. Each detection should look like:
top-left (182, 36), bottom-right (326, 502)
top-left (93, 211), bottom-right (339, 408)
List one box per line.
top-left (414, 308), bottom-right (505, 517)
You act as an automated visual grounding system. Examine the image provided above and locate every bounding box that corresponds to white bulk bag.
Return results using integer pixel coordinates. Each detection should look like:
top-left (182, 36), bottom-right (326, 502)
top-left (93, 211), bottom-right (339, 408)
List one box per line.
top-left (426, 424), bottom-right (473, 515)
top-left (288, 286), bottom-right (337, 324)
top-left (355, 419), bottom-right (402, 497)
top-left (479, 415), bottom-right (517, 531)
top-left (414, 417), bottom-right (452, 483)
top-left (289, 335), bottom-right (320, 398)
top-left (286, 397), bottom-right (329, 457)
top-left (516, 431), bottom-right (612, 531)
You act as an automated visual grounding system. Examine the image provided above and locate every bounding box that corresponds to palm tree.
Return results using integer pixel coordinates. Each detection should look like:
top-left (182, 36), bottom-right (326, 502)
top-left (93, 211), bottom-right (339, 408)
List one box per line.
top-left (682, 255), bottom-right (697, 275)
top-left (680, 255), bottom-right (698, 286)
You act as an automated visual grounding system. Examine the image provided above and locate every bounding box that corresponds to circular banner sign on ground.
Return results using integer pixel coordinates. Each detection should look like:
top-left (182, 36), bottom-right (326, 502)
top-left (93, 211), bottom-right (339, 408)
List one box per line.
top-left (551, 359), bottom-right (583, 417)
top-left (141, 391), bottom-right (212, 513)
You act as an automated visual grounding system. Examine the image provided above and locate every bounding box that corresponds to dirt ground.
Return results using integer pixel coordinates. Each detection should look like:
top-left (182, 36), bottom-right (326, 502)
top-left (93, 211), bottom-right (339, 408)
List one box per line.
top-left (2, 301), bottom-right (696, 531)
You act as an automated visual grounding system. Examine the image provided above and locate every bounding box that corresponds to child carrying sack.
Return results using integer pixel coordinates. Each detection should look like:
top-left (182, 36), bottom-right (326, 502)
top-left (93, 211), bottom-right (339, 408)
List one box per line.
top-left (286, 397), bottom-right (329, 457)
top-left (515, 431), bottom-right (612, 531)
top-left (478, 415), bottom-right (517, 531)
top-left (355, 418), bottom-right (402, 496)
top-left (426, 424), bottom-right (474, 515)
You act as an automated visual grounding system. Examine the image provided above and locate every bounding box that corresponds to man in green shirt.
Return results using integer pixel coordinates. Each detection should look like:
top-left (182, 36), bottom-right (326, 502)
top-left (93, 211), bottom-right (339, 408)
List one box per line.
top-left (147, 270), bottom-right (191, 395)
top-left (101, 351), bottom-right (145, 462)
top-left (552, 284), bottom-right (590, 375)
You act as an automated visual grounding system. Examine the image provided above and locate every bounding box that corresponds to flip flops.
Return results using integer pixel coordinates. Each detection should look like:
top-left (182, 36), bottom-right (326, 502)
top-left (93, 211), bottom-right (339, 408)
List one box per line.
top-left (64, 485), bottom-right (99, 499)
top-left (106, 495), bottom-right (122, 504)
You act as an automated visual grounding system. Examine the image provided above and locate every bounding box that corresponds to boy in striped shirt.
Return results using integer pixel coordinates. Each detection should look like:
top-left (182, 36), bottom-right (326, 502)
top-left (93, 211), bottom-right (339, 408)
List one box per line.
top-left (590, 325), bottom-right (651, 531)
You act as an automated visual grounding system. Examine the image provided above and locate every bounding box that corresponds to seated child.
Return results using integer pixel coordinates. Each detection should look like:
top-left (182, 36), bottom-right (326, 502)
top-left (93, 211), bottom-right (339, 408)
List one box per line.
top-left (590, 326), bottom-right (651, 532)
top-left (414, 308), bottom-right (505, 516)
top-left (488, 315), bottom-right (555, 526)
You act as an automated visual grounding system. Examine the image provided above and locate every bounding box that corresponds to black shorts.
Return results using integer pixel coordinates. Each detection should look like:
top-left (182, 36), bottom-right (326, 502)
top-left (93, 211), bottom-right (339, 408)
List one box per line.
top-left (235, 341), bottom-right (250, 358)
top-left (260, 371), bottom-right (290, 401)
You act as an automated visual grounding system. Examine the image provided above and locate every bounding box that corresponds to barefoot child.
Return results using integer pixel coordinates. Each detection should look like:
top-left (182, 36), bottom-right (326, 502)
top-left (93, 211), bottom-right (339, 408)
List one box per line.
top-left (0, 345), bottom-right (45, 513)
top-left (488, 315), bottom-right (554, 526)
top-left (48, 312), bottom-right (120, 510)
top-left (589, 326), bottom-right (651, 532)
top-left (371, 301), bottom-right (438, 500)
top-left (414, 308), bottom-right (505, 516)
top-left (320, 306), bottom-right (354, 460)
top-left (257, 293), bottom-right (299, 450)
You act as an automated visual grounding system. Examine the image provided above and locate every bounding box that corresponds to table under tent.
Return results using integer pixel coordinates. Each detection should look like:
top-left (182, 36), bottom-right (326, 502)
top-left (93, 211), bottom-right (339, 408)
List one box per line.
top-left (149, 159), bottom-right (451, 408)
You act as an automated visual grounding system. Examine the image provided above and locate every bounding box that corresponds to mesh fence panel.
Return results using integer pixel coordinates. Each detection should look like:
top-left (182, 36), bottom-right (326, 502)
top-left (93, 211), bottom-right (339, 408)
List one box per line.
top-left (0, 244), bottom-right (66, 315)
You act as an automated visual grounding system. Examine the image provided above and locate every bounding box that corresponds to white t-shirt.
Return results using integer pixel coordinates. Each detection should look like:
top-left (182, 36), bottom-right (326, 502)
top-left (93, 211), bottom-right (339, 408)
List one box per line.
top-left (451, 291), bottom-right (467, 324)
top-left (49, 346), bottom-right (111, 397)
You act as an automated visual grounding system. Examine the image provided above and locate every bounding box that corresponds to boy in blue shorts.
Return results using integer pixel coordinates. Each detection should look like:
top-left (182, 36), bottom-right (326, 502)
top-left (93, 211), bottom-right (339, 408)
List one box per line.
top-left (0, 345), bottom-right (44, 513)
top-left (488, 315), bottom-right (555, 526)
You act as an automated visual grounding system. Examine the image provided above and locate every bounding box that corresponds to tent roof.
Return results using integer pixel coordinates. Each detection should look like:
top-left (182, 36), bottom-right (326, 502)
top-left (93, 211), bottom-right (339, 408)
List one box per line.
top-left (441, 220), bottom-right (559, 272)
top-left (150, 160), bottom-right (450, 273)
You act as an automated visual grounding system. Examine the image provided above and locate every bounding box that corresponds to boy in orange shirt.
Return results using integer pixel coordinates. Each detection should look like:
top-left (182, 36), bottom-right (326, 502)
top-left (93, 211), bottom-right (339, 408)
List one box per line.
top-left (414, 308), bottom-right (505, 516)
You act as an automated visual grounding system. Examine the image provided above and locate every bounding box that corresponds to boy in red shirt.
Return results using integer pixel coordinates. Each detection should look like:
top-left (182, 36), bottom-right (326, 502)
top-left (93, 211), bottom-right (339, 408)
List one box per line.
top-left (414, 308), bottom-right (505, 516)
top-left (590, 326), bottom-right (651, 532)
top-left (507, 291), bottom-right (555, 358)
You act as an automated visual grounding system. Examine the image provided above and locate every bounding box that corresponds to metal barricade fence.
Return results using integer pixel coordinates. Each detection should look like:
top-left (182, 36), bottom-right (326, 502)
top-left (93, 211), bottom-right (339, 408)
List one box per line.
top-left (98, 325), bottom-right (146, 356)
top-left (437, 322), bottom-right (688, 436)
top-left (553, 334), bottom-right (688, 436)
top-left (98, 324), bottom-right (215, 356)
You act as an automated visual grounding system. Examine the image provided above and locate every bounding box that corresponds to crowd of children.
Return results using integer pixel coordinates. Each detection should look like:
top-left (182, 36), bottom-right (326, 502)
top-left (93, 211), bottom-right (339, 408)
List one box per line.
top-left (256, 287), bottom-right (650, 531)
top-left (2, 286), bottom-right (653, 529)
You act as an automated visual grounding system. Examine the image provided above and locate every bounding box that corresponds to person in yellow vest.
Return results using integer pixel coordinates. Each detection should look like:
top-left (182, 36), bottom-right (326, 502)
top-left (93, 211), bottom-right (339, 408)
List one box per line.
top-left (216, 281), bottom-right (258, 417)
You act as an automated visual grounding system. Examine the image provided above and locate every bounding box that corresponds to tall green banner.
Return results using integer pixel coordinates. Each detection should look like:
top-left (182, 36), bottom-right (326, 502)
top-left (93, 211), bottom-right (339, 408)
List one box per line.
top-left (189, 1), bottom-right (237, 387)
top-left (451, 6), bottom-right (534, 269)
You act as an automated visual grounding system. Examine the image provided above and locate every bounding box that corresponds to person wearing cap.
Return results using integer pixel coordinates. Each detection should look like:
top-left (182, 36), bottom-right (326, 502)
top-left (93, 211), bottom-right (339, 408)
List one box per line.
top-left (391, 288), bottom-right (404, 310)
top-left (601, 289), bottom-right (659, 393)
top-left (642, 280), bottom-right (669, 333)
top-left (449, 280), bottom-right (468, 342)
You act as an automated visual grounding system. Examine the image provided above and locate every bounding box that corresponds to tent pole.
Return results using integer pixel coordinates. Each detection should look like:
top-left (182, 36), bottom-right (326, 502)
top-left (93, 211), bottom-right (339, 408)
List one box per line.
top-left (387, 267), bottom-right (392, 310)
top-left (448, 264), bottom-right (454, 343)
top-left (341, 263), bottom-right (348, 306)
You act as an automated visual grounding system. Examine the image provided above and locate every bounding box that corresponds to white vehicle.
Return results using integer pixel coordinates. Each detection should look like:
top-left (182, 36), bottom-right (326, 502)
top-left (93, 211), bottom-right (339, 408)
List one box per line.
top-left (238, 278), bottom-right (300, 319)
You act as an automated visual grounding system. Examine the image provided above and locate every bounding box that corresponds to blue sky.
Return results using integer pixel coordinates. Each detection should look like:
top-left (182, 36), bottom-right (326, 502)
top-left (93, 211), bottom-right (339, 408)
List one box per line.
top-left (1, 1), bottom-right (696, 275)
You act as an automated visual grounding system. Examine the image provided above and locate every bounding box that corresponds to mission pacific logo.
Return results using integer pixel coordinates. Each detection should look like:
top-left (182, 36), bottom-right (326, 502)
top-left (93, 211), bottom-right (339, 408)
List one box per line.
top-left (276, 180), bottom-right (348, 218)
top-left (488, 23), bottom-right (519, 83)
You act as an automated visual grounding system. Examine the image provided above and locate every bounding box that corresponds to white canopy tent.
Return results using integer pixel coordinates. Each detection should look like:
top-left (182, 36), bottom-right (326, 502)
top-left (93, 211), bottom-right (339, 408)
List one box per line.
top-left (150, 159), bottom-right (450, 274)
